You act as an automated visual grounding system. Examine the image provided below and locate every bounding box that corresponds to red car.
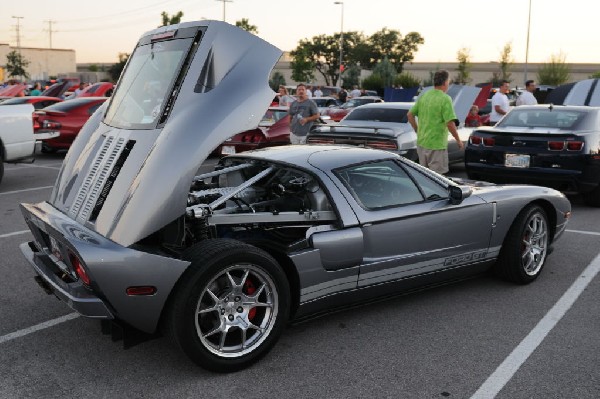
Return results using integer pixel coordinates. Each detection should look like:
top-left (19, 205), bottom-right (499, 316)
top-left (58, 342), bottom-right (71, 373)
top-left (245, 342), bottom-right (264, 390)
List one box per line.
top-left (34, 97), bottom-right (108, 152)
top-left (323, 96), bottom-right (383, 122)
top-left (75, 82), bottom-right (115, 98)
top-left (0, 96), bottom-right (62, 110)
top-left (218, 106), bottom-right (291, 155)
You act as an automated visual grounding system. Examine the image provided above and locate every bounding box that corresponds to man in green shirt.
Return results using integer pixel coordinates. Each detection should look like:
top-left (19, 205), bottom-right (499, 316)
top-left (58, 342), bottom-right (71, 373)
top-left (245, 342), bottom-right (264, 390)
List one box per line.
top-left (407, 70), bottom-right (463, 175)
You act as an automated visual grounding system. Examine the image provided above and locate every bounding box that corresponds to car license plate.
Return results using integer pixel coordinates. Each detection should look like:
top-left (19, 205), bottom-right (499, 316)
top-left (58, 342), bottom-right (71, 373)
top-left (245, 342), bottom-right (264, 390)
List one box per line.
top-left (221, 145), bottom-right (236, 155)
top-left (505, 153), bottom-right (530, 168)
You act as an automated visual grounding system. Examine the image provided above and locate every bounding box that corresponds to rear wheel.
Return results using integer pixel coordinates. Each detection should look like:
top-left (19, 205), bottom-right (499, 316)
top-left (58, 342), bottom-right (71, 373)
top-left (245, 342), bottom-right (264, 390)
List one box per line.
top-left (41, 143), bottom-right (57, 154)
top-left (494, 205), bottom-right (549, 284)
top-left (164, 239), bottom-right (290, 372)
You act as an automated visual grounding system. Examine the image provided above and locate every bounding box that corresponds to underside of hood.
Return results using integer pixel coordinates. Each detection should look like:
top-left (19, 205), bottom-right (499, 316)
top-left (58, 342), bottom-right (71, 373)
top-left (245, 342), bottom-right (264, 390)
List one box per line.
top-left (50, 21), bottom-right (282, 246)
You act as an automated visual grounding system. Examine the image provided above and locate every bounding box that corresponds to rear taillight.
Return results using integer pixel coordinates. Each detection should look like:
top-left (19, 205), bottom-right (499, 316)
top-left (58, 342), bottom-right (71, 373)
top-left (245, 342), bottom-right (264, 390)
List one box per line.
top-left (469, 136), bottom-right (482, 145)
top-left (548, 141), bottom-right (565, 151)
top-left (241, 133), bottom-right (262, 143)
top-left (42, 120), bottom-right (61, 129)
top-left (32, 114), bottom-right (40, 130)
top-left (69, 252), bottom-right (90, 286)
top-left (566, 141), bottom-right (584, 151)
top-left (483, 137), bottom-right (495, 146)
top-left (307, 137), bottom-right (335, 144)
top-left (366, 140), bottom-right (398, 150)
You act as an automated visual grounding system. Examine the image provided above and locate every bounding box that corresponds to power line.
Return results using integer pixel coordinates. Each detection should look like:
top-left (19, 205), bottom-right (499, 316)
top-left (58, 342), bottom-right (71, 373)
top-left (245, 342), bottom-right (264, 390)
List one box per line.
top-left (44, 20), bottom-right (56, 49)
top-left (12, 16), bottom-right (24, 51)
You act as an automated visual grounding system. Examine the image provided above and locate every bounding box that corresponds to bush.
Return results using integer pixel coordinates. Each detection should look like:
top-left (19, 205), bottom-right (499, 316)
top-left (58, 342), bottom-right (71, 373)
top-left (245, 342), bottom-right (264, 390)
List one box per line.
top-left (361, 74), bottom-right (384, 96)
top-left (394, 72), bottom-right (420, 88)
top-left (269, 71), bottom-right (286, 91)
top-left (537, 52), bottom-right (571, 86)
top-left (589, 71), bottom-right (600, 79)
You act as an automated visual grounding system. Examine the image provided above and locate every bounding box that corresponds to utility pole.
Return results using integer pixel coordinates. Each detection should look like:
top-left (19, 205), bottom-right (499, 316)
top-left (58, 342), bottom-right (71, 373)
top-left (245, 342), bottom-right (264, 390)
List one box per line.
top-left (215, 0), bottom-right (233, 22)
top-left (12, 16), bottom-right (24, 52)
top-left (44, 20), bottom-right (56, 49)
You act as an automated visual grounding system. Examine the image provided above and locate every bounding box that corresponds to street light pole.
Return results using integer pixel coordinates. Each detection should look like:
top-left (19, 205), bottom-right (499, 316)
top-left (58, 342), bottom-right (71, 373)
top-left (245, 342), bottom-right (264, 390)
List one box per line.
top-left (216, 0), bottom-right (233, 22)
top-left (524, 0), bottom-right (532, 83)
top-left (334, 1), bottom-right (344, 88)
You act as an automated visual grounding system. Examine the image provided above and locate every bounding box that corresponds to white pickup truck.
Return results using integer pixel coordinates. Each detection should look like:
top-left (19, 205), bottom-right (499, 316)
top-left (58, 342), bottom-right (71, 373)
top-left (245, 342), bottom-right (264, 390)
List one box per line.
top-left (0, 103), bottom-right (59, 185)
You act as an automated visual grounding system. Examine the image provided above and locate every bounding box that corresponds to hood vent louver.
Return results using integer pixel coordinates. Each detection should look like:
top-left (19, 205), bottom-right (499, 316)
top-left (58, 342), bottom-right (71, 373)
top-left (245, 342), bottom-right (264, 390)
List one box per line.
top-left (69, 137), bottom-right (135, 224)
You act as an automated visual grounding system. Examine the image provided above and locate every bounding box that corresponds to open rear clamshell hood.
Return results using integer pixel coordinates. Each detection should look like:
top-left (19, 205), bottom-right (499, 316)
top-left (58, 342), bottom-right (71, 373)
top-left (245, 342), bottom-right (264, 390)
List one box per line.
top-left (49, 21), bottom-right (282, 246)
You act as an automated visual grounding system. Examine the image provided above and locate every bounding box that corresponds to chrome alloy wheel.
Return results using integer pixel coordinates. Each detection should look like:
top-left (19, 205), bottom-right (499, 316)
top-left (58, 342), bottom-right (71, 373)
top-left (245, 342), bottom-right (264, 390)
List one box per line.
top-left (195, 264), bottom-right (278, 358)
top-left (521, 211), bottom-right (548, 276)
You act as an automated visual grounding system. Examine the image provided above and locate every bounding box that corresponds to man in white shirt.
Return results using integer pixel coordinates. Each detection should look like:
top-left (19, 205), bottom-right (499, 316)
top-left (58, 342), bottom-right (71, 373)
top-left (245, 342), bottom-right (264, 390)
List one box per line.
top-left (516, 80), bottom-right (538, 106)
top-left (349, 85), bottom-right (361, 98)
top-left (314, 86), bottom-right (323, 97)
top-left (306, 85), bottom-right (313, 98)
top-left (490, 80), bottom-right (511, 125)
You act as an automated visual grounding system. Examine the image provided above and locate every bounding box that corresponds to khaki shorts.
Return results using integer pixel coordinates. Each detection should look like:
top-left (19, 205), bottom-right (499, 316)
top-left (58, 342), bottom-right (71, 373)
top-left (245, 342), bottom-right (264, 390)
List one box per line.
top-left (417, 146), bottom-right (449, 175)
top-left (290, 132), bottom-right (307, 145)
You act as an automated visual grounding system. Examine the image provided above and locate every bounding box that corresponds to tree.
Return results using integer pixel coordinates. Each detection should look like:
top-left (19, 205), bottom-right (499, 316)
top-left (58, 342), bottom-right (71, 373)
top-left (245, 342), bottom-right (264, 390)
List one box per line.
top-left (108, 53), bottom-right (130, 82)
top-left (290, 31), bottom-right (365, 86)
top-left (235, 18), bottom-right (258, 34)
top-left (394, 72), bottom-right (421, 88)
top-left (6, 50), bottom-right (30, 79)
top-left (355, 28), bottom-right (424, 73)
top-left (161, 11), bottom-right (183, 26)
top-left (537, 52), bottom-right (571, 85)
top-left (372, 57), bottom-right (396, 88)
top-left (590, 71), bottom-right (600, 79)
top-left (88, 64), bottom-right (99, 72)
top-left (454, 47), bottom-right (471, 85)
top-left (342, 65), bottom-right (361, 88)
top-left (269, 71), bottom-right (286, 91)
top-left (490, 42), bottom-right (513, 85)
top-left (361, 73), bottom-right (384, 96)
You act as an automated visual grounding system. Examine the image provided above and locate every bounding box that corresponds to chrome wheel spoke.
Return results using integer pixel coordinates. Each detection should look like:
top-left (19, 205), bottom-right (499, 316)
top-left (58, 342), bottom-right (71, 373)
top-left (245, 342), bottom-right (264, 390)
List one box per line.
top-left (198, 305), bottom-right (219, 315)
top-left (203, 325), bottom-right (222, 339)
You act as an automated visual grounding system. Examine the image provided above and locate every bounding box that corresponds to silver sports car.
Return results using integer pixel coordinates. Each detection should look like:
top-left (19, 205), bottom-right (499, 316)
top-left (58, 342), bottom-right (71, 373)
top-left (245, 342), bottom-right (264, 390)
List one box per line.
top-left (19, 21), bottom-right (571, 372)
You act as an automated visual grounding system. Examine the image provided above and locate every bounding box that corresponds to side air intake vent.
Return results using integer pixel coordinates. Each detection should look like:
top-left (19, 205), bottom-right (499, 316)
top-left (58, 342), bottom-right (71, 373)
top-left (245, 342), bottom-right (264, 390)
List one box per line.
top-left (89, 140), bottom-right (136, 221)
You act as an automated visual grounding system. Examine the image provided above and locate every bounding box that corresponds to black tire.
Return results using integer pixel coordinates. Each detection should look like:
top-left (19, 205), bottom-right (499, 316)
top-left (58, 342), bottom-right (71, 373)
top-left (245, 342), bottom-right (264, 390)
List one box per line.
top-left (583, 184), bottom-right (600, 207)
top-left (0, 149), bottom-right (4, 185)
top-left (163, 239), bottom-right (290, 372)
top-left (494, 205), bottom-right (549, 284)
top-left (40, 143), bottom-right (57, 154)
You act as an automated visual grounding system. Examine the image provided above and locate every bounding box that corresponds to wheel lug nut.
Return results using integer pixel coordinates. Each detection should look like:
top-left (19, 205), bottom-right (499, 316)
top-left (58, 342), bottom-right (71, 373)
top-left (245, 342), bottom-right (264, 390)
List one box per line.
top-left (228, 314), bottom-right (234, 321)
top-left (237, 306), bottom-right (243, 313)
top-left (221, 309), bottom-right (225, 315)
top-left (235, 296), bottom-right (241, 302)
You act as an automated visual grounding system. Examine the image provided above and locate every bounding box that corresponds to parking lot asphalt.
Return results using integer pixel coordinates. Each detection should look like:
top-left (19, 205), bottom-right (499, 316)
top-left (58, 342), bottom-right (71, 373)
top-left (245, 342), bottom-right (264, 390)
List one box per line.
top-left (0, 154), bottom-right (598, 399)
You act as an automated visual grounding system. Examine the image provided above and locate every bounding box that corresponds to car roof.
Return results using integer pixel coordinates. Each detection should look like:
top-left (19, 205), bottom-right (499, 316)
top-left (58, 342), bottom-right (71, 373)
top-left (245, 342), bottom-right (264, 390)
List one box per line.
top-left (353, 102), bottom-right (414, 110)
top-left (511, 104), bottom-right (600, 112)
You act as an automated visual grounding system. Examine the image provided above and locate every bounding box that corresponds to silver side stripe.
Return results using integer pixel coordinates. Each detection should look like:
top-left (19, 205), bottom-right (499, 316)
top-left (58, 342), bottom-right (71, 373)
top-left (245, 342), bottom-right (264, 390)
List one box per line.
top-left (300, 276), bottom-right (358, 302)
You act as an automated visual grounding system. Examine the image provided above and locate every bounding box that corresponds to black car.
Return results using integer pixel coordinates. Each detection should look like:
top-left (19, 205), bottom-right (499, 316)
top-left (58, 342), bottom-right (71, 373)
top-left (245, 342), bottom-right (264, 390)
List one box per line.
top-left (465, 104), bottom-right (600, 206)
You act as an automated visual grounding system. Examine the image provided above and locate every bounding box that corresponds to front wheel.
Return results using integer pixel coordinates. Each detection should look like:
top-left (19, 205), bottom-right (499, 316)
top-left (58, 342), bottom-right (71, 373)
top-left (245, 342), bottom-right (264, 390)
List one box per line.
top-left (494, 205), bottom-right (549, 284)
top-left (163, 239), bottom-right (290, 372)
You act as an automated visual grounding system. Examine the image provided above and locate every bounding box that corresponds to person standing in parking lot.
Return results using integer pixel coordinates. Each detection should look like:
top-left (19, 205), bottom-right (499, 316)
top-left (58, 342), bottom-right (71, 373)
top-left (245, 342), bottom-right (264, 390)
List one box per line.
top-left (314, 86), bottom-right (323, 97)
top-left (407, 69), bottom-right (463, 175)
top-left (288, 84), bottom-right (320, 145)
top-left (490, 80), bottom-right (511, 125)
top-left (350, 85), bottom-right (361, 98)
top-left (516, 80), bottom-right (538, 106)
top-left (338, 87), bottom-right (348, 103)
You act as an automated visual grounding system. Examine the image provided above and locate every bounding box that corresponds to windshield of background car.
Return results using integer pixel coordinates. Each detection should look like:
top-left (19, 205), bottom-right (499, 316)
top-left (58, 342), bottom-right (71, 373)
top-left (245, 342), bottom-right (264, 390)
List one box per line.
top-left (103, 38), bottom-right (193, 129)
top-left (498, 108), bottom-right (588, 129)
top-left (261, 109), bottom-right (288, 124)
top-left (345, 107), bottom-right (408, 123)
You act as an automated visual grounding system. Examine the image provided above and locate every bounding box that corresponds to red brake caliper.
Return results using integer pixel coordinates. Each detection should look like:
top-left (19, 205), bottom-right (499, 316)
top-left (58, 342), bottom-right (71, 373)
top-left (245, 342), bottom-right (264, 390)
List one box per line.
top-left (244, 278), bottom-right (257, 320)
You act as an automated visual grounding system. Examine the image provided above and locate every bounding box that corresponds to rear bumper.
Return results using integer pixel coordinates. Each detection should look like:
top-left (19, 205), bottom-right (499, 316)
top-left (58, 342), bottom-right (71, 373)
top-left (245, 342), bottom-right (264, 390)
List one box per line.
top-left (20, 201), bottom-right (190, 333)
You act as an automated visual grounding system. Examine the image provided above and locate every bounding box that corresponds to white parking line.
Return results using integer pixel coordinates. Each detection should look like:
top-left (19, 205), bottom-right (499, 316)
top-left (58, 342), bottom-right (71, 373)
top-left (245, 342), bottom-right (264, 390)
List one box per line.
top-left (7, 164), bottom-right (62, 171)
top-left (0, 230), bottom-right (30, 239)
top-left (566, 229), bottom-right (600, 236)
top-left (470, 252), bottom-right (600, 399)
top-left (0, 186), bottom-right (53, 196)
top-left (0, 313), bottom-right (80, 345)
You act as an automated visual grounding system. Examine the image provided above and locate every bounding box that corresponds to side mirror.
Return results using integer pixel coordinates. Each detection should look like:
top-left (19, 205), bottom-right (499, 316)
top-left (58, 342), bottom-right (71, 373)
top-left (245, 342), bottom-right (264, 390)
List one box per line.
top-left (448, 185), bottom-right (472, 205)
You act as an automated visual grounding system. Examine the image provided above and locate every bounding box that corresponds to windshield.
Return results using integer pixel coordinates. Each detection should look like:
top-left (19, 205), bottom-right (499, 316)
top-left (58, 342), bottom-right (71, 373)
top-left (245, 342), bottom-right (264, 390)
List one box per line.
top-left (499, 108), bottom-right (588, 129)
top-left (261, 109), bottom-right (288, 124)
top-left (103, 38), bottom-right (193, 129)
top-left (345, 107), bottom-right (408, 123)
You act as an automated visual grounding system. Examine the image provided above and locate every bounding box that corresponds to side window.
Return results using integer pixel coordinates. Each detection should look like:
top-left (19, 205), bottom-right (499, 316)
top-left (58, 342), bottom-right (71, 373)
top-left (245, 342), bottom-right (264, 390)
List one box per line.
top-left (335, 160), bottom-right (424, 210)
top-left (404, 164), bottom-right (448, 201)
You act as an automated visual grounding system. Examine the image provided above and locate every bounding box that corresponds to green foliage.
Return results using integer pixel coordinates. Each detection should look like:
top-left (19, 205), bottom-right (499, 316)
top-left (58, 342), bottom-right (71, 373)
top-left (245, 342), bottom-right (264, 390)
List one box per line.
top-left (589, 71), bottom-right (600, 79)
top-left (394, 72), bottom-right (420, 88)
top-left (357, 28), bottom-right (424, 73)
top-left (490, 42), bottom-right (513, 85)
top-left (361, 73), bottom-right (384, 96)
top-left (537, 52), bottom-right (571, 85)
top-left (108, 52), bottom-right (129, 82)
top-left (372, 57), bottom-right (397, 87)
top-left (290, 47), bottom-right (315, 83)
top-left (88, 64), bottom-right (99, 72)
top-left (454, 47), bottom-right (471, 85)
top-left (235, 18), bottom-right (258, 34)
top-left (422, 64), bottom-right (440, 87)
top-left (343, 65), bottom-right (361, 88)
top-left (269, 71), bottom-right (286, 91)
top-left (6, 50), bottom-right (30, 79)
top-left (161, 11), bottom-right (183, 26)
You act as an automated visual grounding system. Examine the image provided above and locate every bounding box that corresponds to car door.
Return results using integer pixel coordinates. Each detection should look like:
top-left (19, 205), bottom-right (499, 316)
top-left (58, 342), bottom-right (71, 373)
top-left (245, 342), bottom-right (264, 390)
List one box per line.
top-left (333, 159), bottom-right (494, 288)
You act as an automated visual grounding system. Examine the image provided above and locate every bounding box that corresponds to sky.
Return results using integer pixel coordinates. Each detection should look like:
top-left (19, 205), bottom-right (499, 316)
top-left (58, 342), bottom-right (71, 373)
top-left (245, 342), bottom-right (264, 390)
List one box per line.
top-left (0, 0), bottom-right (598, 65)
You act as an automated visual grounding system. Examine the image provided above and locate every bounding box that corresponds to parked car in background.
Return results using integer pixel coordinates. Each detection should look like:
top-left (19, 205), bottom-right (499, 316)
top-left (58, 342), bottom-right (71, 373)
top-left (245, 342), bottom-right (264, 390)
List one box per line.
top-left (0, 96), bottom-right (62, 110)
top-left (0, 83), bottom-right (28, 100)
top-left (41, 79), bottom-right (79, 99)
top-left (34, 97), bottom-right (108, 152)
top-left (73, 82), bottom-right (115, 98)
top-left (0, 104), bottom-right (59, 184)
top-left (323, 96), bottom-right (384, 122)
top-left (312, 96), bottom-right (340, 118)
top-left (218, 106), bottom-right (291, 155)
top-left (309, 85), bottom-right (481, 163)
top-left (465, 104), bottom-right (600, 206)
